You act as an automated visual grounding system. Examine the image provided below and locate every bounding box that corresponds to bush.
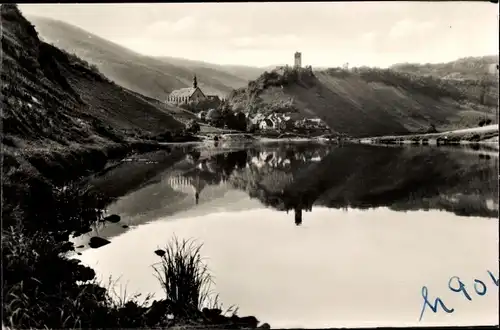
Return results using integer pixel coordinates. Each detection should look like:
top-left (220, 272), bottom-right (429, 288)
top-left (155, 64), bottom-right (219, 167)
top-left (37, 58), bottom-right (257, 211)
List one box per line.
top-left (426, 124), bottom-right (438, 133)
top-left (186, 119), bottom-right (201, 135)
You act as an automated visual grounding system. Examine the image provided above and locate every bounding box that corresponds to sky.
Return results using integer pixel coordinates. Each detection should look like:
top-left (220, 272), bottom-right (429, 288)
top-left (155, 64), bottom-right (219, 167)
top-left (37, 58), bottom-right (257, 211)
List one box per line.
top-left (19, 2), bottom-right (499, 68)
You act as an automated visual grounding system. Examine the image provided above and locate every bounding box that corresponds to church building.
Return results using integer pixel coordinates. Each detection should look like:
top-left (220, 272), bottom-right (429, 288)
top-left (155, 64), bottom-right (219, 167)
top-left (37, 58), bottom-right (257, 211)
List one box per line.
top-left (167, 75), bottom-right (222, 105)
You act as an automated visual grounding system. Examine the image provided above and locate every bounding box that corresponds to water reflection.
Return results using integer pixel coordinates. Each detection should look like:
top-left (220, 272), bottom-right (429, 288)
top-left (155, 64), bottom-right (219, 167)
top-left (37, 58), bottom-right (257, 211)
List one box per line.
top-left (75, 143), bottom-right (498, 247)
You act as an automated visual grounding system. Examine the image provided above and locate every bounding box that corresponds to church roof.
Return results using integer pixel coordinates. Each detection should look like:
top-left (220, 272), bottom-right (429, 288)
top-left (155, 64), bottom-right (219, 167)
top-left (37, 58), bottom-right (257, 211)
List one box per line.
top-left (169, 87), bottom-right (197, 98)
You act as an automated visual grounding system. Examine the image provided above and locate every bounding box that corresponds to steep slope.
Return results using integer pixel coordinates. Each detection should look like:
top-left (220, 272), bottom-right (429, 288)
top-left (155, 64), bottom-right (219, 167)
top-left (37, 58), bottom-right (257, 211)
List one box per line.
top-left (1, 5), bottom-right (184, 146)
top-left (229, 66), bottom-right (498, 137)
top-left (390, 55), bottom-right (499, 80)
top-left (27, 16), bottom-right (261, 99)
top-left (1, 3), bottom-right (188, 195)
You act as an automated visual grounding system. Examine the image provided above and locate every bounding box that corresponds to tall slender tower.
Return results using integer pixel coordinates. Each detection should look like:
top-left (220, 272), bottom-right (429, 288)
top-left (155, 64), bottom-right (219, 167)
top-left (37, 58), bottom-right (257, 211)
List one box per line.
top-left (193, 75), bottom-right (198, 89)
top-left (294, 52), bottom-right (302, 68)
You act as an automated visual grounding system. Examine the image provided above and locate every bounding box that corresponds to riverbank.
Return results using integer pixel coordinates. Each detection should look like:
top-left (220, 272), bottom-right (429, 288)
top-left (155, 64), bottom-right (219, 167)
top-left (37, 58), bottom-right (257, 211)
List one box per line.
top-left (355, 124), bottom-right (499, 146)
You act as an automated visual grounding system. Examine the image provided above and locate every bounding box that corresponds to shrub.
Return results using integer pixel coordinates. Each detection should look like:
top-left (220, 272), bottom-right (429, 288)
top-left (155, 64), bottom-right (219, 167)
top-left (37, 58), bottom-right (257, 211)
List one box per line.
top-left (152, 237), bottom-right (214, 317)
top-left (186, 119), bottom-right (201, 135)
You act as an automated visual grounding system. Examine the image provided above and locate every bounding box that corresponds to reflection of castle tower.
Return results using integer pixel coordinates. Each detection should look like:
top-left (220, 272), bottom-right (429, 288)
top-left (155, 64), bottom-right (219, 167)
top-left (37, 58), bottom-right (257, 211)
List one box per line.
top-left (294, 51), bottom-right (302, 68)
top-left (294, 208), bottom-right (302, 226)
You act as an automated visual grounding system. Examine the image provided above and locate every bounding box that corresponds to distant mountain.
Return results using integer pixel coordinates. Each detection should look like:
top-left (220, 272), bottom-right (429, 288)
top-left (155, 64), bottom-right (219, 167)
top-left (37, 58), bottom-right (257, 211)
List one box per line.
top-left (228, 65), bottom-right (498, 138)
top-left (154, 56), bottom-right (265, 81)
top-left (26, 16), bottom-right (264, 100)
top-left (390, 55), bottom-right (499, 80)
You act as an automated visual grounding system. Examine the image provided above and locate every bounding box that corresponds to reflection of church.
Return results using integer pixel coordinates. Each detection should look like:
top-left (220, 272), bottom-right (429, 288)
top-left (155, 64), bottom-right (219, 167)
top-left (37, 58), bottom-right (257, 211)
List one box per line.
top-left (167, 173), bottom-right (228, 205)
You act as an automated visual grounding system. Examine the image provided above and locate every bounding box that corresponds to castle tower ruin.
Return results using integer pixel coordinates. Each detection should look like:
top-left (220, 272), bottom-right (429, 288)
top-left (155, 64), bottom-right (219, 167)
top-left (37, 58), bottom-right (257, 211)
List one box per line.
top-left (294, 51), bottom-right (302, 68)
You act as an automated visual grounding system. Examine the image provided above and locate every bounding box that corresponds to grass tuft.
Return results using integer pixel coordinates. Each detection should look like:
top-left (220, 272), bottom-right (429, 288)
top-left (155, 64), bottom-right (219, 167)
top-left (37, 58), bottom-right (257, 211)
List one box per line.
top-left (152, 236), bottom-right (215, 317)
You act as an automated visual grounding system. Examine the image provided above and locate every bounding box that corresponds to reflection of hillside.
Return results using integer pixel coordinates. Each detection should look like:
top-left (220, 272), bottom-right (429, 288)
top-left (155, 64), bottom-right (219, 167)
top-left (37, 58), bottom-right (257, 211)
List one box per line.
top-left (76, 149), bottom-right (255, 245)
top-left (230, 145), bottom-right (498, 219)
top-left (79, 143), bottom-right (498, 245)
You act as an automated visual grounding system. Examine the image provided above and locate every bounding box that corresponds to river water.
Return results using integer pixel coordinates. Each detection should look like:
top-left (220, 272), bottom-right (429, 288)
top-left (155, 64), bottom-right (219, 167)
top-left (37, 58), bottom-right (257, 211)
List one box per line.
top-left (73, 142), bottom-right (499, 328)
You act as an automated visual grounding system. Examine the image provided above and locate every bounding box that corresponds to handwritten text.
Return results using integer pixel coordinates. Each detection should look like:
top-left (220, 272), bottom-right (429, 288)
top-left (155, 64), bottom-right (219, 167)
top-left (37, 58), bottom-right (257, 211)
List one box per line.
top-left (419, 270), bottom-right (499, 321)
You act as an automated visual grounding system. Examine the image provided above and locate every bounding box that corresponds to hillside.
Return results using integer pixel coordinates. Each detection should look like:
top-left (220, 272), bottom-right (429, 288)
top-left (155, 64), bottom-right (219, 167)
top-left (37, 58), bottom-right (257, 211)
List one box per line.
top-left (27, 16), bottom-right (263, 99)
top-left (390, 55), bottom-right (499, 80)
top-left (228, 66), bottom-right (498, 138)
top-left (1, 3), bottom-right (191, 198)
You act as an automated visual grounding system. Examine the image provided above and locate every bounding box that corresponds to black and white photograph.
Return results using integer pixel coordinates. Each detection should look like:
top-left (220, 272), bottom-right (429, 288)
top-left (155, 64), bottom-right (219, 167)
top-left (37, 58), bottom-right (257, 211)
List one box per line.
top-left (1, 1), bottom-right (499, 329)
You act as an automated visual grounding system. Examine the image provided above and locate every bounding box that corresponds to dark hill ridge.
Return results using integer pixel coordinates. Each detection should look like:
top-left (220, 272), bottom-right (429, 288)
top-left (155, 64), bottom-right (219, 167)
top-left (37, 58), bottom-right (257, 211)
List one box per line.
top-left (228, 65), bottom-right (498, 138)
top-left (1, 4), bottom-right (188, 196)
top-left (2, 4), bottom-right (183, 145)
top-left (27, 16), bottom-right (263, 100)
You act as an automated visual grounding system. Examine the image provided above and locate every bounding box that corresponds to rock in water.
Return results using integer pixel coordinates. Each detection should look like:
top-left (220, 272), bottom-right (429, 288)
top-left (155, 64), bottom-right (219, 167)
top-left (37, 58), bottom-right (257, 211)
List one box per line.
top-left (89, 236), bottom-right (111, 249)
top-left (122, 225), bottom-right (129, 229)
top-left (154, 249), bottom-right (166, 257)
top-left (104, 214), bottom-right (121, 223)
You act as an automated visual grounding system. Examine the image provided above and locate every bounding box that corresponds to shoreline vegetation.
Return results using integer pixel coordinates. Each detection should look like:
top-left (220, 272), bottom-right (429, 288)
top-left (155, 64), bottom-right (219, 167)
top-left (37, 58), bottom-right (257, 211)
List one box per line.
top-left (191, 123), bottom-right (499, 146)
top-left (355, 124), bottom-right (498, 146)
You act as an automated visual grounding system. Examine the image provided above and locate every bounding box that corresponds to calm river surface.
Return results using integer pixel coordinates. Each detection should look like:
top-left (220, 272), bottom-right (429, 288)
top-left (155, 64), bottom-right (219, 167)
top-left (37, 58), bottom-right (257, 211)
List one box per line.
top-left (74, 143), bottom-right (499, 328)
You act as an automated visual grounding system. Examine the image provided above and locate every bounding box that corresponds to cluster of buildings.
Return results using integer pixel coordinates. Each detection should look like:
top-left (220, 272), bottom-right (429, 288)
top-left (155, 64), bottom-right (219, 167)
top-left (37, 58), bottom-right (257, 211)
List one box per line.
top-left (248, 112), bottom-right (328, 132)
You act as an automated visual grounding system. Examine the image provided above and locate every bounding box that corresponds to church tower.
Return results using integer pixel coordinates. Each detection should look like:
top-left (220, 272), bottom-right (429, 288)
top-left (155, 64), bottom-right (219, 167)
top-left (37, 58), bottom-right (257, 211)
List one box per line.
top-left (193, 75), bottom-right (198, 89)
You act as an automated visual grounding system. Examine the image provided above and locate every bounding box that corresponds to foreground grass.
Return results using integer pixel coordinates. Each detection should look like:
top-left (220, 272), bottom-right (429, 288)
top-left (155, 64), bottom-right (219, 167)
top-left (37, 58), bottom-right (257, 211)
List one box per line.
top-left (2, 182), bottom-right (267, 329)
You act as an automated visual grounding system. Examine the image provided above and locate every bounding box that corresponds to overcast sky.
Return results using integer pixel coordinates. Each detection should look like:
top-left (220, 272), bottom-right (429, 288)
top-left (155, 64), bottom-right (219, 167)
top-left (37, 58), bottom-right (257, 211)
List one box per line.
top-left (19, 2), bottom-right (499, 68)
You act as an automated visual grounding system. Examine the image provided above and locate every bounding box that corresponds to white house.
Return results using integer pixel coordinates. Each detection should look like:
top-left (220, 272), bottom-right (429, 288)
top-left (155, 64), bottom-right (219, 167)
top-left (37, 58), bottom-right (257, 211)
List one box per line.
top-left (259, 118), bottom-right (275, 130)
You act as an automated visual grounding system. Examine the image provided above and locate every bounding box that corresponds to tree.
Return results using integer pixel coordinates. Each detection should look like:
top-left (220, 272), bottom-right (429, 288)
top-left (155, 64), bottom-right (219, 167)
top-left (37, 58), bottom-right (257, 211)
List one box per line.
top-left (233, 112), bottom-right (247, 131)
top-left (185, 119), bottom-right (200, 134)
top-left (247, 122), bottom-right (259, 133)
top-left (206, 108), bottom-right (222, 127)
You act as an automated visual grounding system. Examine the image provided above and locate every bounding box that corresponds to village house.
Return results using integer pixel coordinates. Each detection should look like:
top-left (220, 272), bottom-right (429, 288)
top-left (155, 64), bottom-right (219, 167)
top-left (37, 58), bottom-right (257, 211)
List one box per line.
top-left (259, 118), bottom-right (275, 130)
top-left (296, 117), bottom-right (328, 129)
top-left (167, 75), bottom-right (224, 105)
top-left (255, 113), bottom-right (293, 131)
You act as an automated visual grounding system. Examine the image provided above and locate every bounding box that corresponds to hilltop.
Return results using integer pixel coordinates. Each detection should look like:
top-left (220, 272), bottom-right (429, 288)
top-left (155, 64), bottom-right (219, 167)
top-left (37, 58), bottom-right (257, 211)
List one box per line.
top-left (390, 55), bottom-right (499, 80)
top-left (27, 16), bottom-right (263, 99)
top-left (228, 65), bottom-right (498, 138)
top-left (1, 4), bottom-right (190, 197)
